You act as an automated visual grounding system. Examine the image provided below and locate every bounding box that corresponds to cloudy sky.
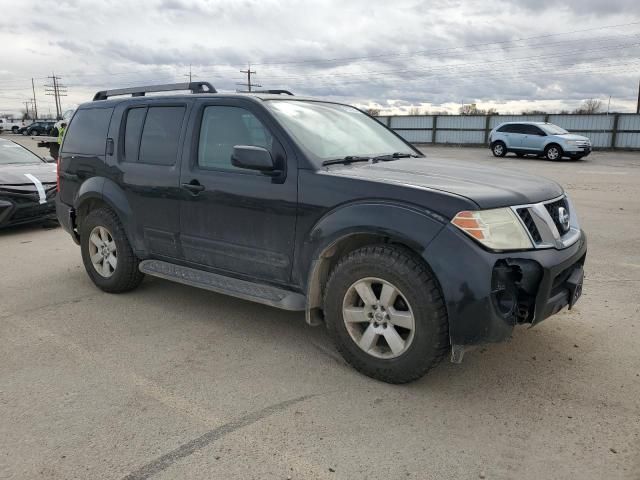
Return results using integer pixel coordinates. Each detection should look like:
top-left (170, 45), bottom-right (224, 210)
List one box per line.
top-left (1, 0), bottom-right (639, 117)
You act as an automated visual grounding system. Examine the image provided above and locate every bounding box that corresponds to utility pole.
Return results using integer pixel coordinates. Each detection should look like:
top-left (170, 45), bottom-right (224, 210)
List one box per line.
top-left (184, 64), bottom-right (193, 83)
top-left (23, 101), bottom-right (31, 119)
top-left (31, 78), bottom-right (38, 119)
top-left (237, 63), bottom-right (261, 92)
top-left (45, 73), bottom-right (67, 120)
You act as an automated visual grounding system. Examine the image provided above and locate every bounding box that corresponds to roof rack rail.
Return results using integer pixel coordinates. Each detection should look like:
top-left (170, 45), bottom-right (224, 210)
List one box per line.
top-left (251, 89), bottom-right (294, 96)
top-left (93, 81), bottom-right (217, 101)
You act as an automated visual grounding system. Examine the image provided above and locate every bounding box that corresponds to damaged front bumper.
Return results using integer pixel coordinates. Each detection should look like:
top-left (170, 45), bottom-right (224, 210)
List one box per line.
top-left (424, 224), bottom-right (587, 348)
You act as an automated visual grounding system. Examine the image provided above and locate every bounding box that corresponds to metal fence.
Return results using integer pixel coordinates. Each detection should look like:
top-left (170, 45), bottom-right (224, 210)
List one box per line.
top-left (376, 113), bottom-right (640, 149)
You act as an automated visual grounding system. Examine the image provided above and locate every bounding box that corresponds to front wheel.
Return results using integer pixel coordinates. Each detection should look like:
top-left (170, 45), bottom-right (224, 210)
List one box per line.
top-left (32, 130), bottom-right (40, 136)
top-left (324, 245), bottom-right (449, 384)
top-left (491, 141), bottom-right (507, 157)
top-left (80, 208), bottom-right (144, 293)
top-left (11, 126), bottom-right (19, 134)
top-left (545, 144), bottom-right (563, 161)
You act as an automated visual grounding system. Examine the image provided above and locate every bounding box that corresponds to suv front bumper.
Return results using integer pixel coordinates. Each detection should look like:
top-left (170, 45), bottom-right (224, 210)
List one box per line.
top-left (424, 224), bottom-right (587, 346)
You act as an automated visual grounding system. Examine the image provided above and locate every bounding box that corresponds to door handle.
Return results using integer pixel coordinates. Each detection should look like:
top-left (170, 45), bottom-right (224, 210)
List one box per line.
top-left (181, 180), bottom-right (205, 194)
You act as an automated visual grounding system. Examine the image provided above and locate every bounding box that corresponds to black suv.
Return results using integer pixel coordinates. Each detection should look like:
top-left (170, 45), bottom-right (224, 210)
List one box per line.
top-left (56, 82), bottom-right (587, 383)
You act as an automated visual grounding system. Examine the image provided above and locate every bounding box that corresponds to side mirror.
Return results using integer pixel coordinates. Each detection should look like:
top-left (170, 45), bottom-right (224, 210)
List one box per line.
top-left (231, 145), bottom-right (276, 173)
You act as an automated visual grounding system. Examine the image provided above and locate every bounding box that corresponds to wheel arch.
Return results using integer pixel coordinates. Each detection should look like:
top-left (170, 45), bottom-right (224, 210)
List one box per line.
top-left (301, 201), bottom-right (447, 326)
top-left (74, 177), bottom-right (143, 253)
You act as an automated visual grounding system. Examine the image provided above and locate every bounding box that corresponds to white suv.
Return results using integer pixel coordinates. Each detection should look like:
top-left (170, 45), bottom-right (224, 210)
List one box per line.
top-left (489, 122), bottom-right (591, 161)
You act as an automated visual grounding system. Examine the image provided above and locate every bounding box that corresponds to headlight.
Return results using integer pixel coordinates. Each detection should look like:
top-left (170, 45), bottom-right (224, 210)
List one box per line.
top-left (451, 208), bottom-right (533, 251)
top-left (567, 140), bottom-right (580, 145)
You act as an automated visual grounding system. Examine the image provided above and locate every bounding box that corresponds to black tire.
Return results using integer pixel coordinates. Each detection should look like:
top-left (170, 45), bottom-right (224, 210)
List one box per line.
top-left (80, 208), bottom-right (144, 293)
top-left (32, 130), bottom-right (40, 136)
top-left (323, 245), bottom-right (449, 384)
top-left (11, 126), bottom-right (19, 134)
top-left (22, 130), bottom-right (28, 136)
top-left (491, 141), bottom-right (507, 157)
top-left (544, 144), bottom-right (563, 161)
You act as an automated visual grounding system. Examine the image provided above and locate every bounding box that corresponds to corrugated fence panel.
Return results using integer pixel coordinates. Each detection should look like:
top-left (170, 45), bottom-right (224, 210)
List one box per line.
top-left (489, 115), bottom-right (545, 128)
top-left (616, 132), bottom-right (640, 148)
top-left (390, 116), bottom-right (434, 129)
top-left (437, 115), bottom-right (485, 129)
top-left (382, 113), bottom-right (640, 148)
top-left (376, 116), bottom-right (390, 126)
top-left (548, 114), bottom-right (615, 131)
top-left (435, 129), bottom-right (485, 144)
top-left (394, 129), bottom-right (433, 143)
top-left (617, 114), bottom-right (640, 131)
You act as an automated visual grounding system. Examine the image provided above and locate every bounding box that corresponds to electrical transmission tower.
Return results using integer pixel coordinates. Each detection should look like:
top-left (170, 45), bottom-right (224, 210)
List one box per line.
top-left (237, 64), bottom-right (261, 92)
top-left (45, 74), bottom-right (67, 120)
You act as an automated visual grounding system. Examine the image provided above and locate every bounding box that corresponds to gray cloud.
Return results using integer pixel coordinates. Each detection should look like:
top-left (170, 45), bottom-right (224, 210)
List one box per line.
top-left (0, 0), bottom-right (638, 115)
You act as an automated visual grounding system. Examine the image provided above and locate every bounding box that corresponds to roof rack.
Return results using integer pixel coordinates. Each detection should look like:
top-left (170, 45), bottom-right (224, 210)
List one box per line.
top-left (250, 89), bottom-right (294, 96)
top-left (92, 81), bottom-right (217, 101)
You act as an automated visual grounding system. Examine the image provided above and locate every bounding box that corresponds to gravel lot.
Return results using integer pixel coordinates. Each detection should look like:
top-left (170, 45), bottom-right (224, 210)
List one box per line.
top-left (2, 136), bottom-right (639, 480)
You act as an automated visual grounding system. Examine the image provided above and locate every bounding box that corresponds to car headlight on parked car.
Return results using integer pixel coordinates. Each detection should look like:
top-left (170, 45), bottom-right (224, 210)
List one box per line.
top-left (451, 208), bottom-right (533, 251)
top-left (567, 140), bottom-right (581, 145)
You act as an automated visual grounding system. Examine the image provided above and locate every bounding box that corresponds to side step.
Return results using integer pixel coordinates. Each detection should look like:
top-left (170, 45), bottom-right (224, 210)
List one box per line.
top-left (139, 260), bottom-right (306, 311)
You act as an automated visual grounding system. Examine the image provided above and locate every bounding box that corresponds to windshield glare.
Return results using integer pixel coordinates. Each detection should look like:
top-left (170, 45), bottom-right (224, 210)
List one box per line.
top-left (0, 142), bottom-right (42, 165)
top-left (266, 100), bottom-right (416, 163)
top-left (541, 123), bottom-right (569, 135)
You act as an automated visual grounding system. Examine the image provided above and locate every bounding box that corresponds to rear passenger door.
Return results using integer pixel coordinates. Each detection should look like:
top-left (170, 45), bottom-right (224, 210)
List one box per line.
top-left (178, 99), bottom-right (298, 285)
top-left (505, 124), bottom-right (526, 148)
top-left (108, 102), bottom-right (190, 259)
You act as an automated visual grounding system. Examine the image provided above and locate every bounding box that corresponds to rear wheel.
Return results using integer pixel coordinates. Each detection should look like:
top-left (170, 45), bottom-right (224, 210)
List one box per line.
top-left (11, 126), bottom-right (19, 134)
top-left (324, 245), bottom-right (449, 384)
top-left (80, 208), bottom-right (144, 293)
top-left (492, 141), bottom-right (507, 157)
top-left (545, 144), bottom-right (563, 161)
top-left (32, 130), bottom-right (40, 136)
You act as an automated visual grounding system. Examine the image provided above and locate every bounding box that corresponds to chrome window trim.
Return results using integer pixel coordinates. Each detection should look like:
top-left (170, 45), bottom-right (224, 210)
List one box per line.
top-left (510, 194), bottom-right (581, 250)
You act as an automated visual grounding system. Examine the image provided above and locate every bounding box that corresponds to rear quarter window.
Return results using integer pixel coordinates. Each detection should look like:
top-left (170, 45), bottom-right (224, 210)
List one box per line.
top-left (62, 108), bottom-right (113, 155)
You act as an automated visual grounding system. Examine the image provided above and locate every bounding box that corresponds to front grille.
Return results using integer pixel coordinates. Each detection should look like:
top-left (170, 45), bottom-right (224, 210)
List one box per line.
top-left (517, 208), bottom-right (542, 243)
top-left (544, 198), bottom-right (570, 234)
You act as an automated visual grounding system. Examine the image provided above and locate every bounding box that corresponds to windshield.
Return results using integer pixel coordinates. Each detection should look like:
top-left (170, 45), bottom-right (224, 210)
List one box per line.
top-left (0, 141), bottom-right (43, 165)
top-left (540, 123), bottom-right (569, 135)
top-left (266, 100), bottom-right (417, 164)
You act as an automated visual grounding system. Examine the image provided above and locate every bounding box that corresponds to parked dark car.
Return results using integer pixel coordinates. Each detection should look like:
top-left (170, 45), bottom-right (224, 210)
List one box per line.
top-left (56, 82), bottom-right (587, 383)
top-left (0, 138), bottom-right (57, 227)
top-left (23, 121), bottom-right (55, 136)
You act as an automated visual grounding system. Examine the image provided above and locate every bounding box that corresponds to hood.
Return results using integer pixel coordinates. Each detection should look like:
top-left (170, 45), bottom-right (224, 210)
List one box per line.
top-left (556, 133), bottom-right (590, 142)
top-left (0, 162), bottom-right (57, 185)
top-left (324, 157), bottom-right (563, 209)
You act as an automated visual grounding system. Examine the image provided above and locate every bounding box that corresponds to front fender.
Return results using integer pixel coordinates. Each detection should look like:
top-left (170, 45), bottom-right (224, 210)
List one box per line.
top-left (296, 201), bottom-right (446, 323)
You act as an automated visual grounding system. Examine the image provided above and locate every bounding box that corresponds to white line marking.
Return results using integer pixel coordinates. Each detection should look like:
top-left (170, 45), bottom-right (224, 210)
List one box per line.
top-left (24, 173), bottom-right (47, 204)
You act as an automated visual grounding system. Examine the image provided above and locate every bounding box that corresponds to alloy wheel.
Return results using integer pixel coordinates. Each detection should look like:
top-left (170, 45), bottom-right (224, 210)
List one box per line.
top-left (88, 226), bottom-right (118, 278)
top-left (342, 277), bottom-right (416, 359)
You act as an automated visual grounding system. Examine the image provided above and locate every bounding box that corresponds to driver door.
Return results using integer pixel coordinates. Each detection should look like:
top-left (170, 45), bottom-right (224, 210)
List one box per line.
top-left (179, 99), bottom-right (298, 285)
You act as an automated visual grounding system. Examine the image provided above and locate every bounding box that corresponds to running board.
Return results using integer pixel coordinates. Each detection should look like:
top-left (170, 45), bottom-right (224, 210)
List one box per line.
top-left (139, 260), bottom-right (306, 311)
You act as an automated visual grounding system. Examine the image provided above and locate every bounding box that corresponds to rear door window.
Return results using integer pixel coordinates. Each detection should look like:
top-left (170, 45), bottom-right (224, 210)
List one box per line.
top-left (61, 108), bottom-right (113, 155)
top-left (138, 107), bottom-right (185, 166)
top-left (123, 108), bottom-right (146, 163)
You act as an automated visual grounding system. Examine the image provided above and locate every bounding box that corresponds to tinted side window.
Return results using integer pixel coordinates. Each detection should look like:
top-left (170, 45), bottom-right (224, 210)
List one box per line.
top-left (198, 106), bottom-right (273, 171)
top-left (138, 106), bottom-right (185, 166)
top-left (524, 125), bottom-right (545, 135)
top-left (508, 124), bottom-right (526, 134)
top-left (123, 108), bottom-right (146, 163)
top-left (62, 108), bottom-right (113, 155)
top-left (497, 125), bottom-right (511, 133)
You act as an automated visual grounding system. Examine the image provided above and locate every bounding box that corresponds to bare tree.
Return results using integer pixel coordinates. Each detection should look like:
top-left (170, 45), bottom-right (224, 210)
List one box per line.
top-left (573, 99), bottom-right (602, 114)
top-left (521, 109), bottom-right (547, 115)
top-left (408, 107), bottom-right (422, 115)
top-left (366, 108), bottom-right (380, 117)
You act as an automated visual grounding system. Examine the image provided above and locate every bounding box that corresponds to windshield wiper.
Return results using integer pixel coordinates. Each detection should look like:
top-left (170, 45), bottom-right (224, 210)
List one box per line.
top-left (321, 156), bottom-right (374, 167)
top-left (321, 152), bottom-right (420, 167)
top-left (372, 152), bottom-right (421, 161)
